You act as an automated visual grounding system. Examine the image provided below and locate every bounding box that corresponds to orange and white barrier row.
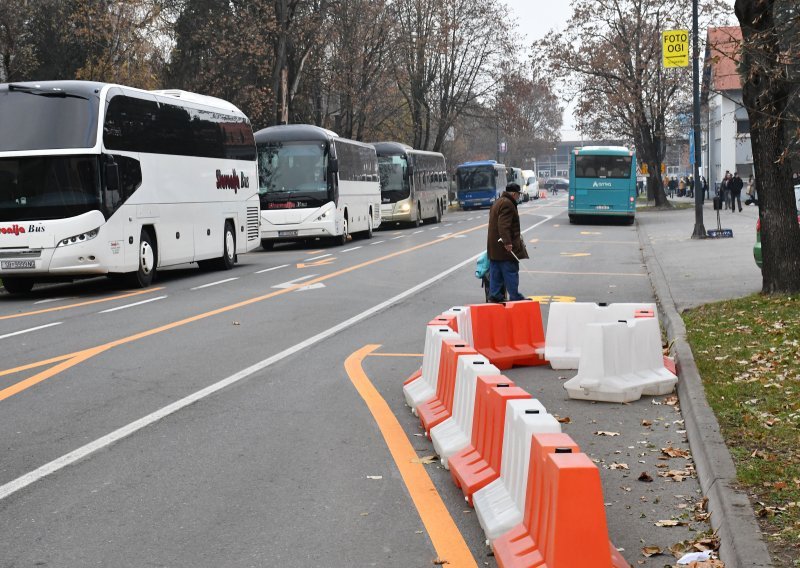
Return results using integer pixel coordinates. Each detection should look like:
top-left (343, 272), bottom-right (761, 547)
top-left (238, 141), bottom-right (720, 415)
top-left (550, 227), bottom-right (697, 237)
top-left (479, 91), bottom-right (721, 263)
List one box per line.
top-left (404, 302), bottom-right (635, 567)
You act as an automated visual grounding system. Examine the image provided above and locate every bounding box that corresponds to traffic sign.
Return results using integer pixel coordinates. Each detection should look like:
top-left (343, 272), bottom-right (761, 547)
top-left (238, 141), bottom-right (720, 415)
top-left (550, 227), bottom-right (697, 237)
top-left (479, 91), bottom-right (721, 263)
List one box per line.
top-left (662, 30), bottom-right (689, 68)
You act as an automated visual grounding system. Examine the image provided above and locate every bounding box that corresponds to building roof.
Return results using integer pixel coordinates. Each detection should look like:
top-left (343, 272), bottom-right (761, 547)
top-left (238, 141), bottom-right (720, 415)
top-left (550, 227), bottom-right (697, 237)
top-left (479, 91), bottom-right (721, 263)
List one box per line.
top-left (705, 27), bottom-right (742, 92)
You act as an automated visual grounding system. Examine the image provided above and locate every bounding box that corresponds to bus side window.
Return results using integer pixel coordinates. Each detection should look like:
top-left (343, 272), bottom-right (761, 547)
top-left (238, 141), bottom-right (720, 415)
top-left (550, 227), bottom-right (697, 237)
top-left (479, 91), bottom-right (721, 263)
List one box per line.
top-left (106, 155), bottom-right (142, 208)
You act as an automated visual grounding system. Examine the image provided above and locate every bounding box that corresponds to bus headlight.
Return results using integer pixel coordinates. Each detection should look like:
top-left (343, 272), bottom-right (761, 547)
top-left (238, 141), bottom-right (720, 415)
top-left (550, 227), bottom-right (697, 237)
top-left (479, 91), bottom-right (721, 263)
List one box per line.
top-left (315, 210), bottom-right (330, 222)
top-left (399, 203), bottom-right (411, 212)
top-left (57, 228), bottom-right (99, 247)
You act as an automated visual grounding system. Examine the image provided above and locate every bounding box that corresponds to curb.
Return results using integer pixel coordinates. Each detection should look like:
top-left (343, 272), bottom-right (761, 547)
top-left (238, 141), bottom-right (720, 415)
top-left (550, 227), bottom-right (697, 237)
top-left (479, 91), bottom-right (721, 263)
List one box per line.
top-left (636, 219), bottom-right (773, 568)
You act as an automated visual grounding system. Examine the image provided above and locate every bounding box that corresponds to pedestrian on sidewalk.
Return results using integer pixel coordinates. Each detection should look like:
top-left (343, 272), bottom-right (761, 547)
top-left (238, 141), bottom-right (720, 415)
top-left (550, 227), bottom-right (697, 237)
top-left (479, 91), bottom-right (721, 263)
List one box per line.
top-left (486, 183), bottom-right (528, 302)
top-left (730, 172), bottom-right (744, 212)
top-left (720, 171), bottom-right (732, 209)
top-left (745, 175), bottom-right (758, 206)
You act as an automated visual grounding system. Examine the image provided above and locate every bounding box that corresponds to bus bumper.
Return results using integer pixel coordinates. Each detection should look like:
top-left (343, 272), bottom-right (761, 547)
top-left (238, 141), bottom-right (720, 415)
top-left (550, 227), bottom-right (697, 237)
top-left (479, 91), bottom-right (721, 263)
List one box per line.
top-left (259, 215), bottom-right (339, 242)
top-left (458, 198), bottom-right (494, 209)
top-left (380, 199), bottom-right (416, 223)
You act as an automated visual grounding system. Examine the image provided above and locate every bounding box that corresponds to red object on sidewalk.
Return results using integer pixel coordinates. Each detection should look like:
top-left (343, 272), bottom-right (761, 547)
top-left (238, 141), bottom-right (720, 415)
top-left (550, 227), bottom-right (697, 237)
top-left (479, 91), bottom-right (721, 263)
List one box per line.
top-left (449, 376), bottom-right (531, 505)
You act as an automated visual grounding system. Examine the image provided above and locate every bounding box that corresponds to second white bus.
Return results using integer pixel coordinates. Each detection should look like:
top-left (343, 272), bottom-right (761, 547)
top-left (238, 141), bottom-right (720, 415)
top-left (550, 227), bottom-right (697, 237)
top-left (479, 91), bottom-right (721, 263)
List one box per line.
top-left (255, 125), bottom-right (381, 248)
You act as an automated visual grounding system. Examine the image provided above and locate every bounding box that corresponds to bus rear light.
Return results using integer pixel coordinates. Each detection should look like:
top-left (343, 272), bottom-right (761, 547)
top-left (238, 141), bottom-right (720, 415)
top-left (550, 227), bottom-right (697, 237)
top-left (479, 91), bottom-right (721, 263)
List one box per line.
top-left (569, 195), bottom-right (575, 201)
top-left (630, 197), bottom-right (635, 203)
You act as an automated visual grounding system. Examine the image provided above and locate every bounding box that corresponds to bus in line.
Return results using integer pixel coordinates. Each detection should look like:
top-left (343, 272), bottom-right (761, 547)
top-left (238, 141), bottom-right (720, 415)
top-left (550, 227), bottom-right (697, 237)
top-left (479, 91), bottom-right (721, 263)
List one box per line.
top-left (255, 125), bottom-right (381, 248)
top-left (0, 81), bottom-right (261, 294)
top-left (568, 146), bottom-right (637, 224)
top-left (373, 142), bottom-right (447, 227)
top-left (455, 160), bottom-right (506, 210)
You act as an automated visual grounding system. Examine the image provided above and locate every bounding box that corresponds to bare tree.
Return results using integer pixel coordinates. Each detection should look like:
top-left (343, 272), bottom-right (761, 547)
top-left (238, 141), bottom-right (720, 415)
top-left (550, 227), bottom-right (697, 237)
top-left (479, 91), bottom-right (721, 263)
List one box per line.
top-left (0, 0), bottom-right (37, 82)
top-left (735, 0), bottom-right (800, 293)
top-left (392, 0), bottom-right (511, 151)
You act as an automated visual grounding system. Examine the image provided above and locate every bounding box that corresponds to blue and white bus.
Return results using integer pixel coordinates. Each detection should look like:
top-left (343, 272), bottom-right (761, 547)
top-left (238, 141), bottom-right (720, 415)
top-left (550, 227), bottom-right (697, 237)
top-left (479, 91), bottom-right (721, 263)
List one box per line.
top-left (373, 142), bottom-right (447, 227)
top-left (568, 146), bottom-right (637, 224)
top-left (255, 125), bottom-right (381, 248)
top-left (0, 81), bottom-right (261, 294)
top-left (455, 160), bottom-right (506, 210)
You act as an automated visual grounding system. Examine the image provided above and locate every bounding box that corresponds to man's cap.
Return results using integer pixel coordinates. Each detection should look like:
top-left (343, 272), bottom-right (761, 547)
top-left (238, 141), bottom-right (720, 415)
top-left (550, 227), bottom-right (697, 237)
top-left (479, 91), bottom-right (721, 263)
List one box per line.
top-left (506, 183), bottom-right (521, 193)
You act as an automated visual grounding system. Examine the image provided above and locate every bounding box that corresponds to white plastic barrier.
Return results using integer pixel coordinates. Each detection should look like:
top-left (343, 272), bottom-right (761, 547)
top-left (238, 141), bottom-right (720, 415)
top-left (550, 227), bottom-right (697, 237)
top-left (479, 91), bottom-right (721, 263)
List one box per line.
top-left (403, 326), bottom-right (460, 414)
top-left (454, 306), bottom-right (474, 346)
top-left (442, 306), bottom-right (468, 339)
top-left (563, 317), bottom-right (677, 403)
top-left (430, 354), bottom-right (500, 469)
top-left (545, 302), bottom-right (658, 370)
top-left (472, 398), bottom-right (561, 543)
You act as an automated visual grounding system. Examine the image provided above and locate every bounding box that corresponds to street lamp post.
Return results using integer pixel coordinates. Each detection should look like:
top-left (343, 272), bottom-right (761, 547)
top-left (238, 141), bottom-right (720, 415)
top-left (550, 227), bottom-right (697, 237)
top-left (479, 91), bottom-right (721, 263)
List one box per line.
top-left (691, 0), bottom-right (707, 238)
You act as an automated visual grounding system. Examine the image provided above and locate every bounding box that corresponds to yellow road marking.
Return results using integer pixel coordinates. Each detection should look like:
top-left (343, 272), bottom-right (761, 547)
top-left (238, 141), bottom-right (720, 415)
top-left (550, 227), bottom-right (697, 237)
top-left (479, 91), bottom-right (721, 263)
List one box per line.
top-left (366, 353), bottom-right (424, 358)
top-left (528, 295), bottom-right (576, 304)
top-left (580, 231), bottom-right (602, 235)
top-left (560, 252), bottom-right (591, 257)
top-left (0, 222), bottom-right (489, 402)
top-left (345, 345), bottom-right (477, 567)
top-left (0, 288), bottom-right (165, 321)
top-left (535, 239), bottom-right (633, 245)
top-left (296, 257), bottom-right (337, 269)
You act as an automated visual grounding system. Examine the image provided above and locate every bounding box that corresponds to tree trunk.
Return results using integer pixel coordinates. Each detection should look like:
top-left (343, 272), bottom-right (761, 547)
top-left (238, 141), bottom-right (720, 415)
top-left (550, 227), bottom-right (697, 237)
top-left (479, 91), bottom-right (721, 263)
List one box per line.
top-left (736, 0), bottom-right (800, 293)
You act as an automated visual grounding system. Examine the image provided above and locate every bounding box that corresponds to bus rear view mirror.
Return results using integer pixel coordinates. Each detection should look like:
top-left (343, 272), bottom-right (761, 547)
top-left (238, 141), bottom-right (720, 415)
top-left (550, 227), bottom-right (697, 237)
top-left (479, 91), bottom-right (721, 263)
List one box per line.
top-left (328, 156), bottom-right (339, 174)
top-left (406, 164), bottom-right (414, 178)
top-left (105, 163), bottom-right (120, 192)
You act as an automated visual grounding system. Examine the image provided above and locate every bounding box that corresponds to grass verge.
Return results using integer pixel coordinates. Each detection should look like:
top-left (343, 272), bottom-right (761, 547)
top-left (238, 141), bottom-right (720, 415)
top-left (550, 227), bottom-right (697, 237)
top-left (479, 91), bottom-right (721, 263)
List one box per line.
top-left (683, 294), bottom-right (800, 565)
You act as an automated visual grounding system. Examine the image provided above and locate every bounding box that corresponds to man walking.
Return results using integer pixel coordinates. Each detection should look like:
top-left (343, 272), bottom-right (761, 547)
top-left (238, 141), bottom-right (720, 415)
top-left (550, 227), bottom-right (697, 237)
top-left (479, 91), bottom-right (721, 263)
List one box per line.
top-left (486, 183), bottom-right (528, 302)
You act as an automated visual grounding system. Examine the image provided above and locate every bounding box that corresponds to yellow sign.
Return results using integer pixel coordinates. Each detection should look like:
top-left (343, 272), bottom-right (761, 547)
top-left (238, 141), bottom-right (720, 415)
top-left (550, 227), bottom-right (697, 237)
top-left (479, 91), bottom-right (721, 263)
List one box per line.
top-left (663, 30), bottom-right (689, 68)
top-left (528, 295), bottom-right (576, 305)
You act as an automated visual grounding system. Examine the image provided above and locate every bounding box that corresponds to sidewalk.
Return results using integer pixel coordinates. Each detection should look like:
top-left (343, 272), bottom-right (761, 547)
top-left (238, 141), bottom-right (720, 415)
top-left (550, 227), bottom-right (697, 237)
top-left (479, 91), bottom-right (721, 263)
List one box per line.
top-left (636, 198), bottom-right (773, 568)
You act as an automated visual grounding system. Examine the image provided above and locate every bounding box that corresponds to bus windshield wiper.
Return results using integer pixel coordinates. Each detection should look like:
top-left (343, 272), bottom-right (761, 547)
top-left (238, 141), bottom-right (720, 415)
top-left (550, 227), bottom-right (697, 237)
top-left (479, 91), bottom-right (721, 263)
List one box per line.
top-left (8, 84), bottom-right (89, 100)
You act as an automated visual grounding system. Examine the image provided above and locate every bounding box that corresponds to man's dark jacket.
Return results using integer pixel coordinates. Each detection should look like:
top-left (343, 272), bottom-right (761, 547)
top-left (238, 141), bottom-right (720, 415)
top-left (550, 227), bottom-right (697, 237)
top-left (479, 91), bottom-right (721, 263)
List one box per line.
top-left (487, 192), bottom-right (529, 261)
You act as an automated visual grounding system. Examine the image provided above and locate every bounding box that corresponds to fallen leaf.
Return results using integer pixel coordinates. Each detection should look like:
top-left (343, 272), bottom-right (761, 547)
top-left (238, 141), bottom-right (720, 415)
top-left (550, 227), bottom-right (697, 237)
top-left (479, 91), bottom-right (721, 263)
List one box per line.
top-left (641, 545), bottom-right (663, 557)
top-left (655, 519), bottom-right (687, 527)
top-left (641, 419), bottom-right (652, 427)
top-left (412, 456), bottom-right (438, 465)
top-left (638, 471), bottom-right (654, 482)
top-left (595, 431), bottom-right (621, 436)
top-left (555, 416), bottom-right (572, 424)
top-left (609, 463), bottom-right (629, 470)
top-left (433, 558), bottom-right (449, 566)
top-left (662, 447), bottom-right (691, 458)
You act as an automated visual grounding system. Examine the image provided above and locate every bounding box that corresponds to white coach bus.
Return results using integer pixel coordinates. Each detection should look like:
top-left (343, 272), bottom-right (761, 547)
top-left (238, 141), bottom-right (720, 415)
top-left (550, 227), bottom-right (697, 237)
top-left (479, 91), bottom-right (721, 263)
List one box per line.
top-left (255, 124), bottom-right (381, 248)
top-left (0, 81), bottom-right (260, 294)
top-left (373, 142), bottom-right (447, 227)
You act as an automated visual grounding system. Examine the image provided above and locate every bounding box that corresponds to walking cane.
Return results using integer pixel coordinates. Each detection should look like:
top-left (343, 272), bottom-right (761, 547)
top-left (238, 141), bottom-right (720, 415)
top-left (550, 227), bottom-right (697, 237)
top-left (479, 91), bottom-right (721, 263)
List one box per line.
top-left (498, 238), bottom-right (536, 287)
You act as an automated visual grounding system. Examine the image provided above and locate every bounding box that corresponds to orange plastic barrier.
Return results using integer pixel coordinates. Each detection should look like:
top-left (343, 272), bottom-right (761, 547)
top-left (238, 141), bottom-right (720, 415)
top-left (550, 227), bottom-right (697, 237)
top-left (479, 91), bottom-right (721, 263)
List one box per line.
top-left (634, 308), bottom-right (655, 318)
top-left (417, 340), bottom-right (477, 436)
top-left (450, 376), bottom-right (531, 505)
top-left (493, 436), bottom-right (630, 568)
top-left (403, 368), bottom-right (422, 386)
top-left (663, 355), bottom-right (676, 375)
top-left (469, 302), bottom-right (547, 370)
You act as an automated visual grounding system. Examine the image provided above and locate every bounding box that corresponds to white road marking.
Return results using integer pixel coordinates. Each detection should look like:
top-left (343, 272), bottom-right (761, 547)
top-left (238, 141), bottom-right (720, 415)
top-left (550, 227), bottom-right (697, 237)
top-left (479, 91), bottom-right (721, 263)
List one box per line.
top-left (444, 223), bottom-right (453, 227)
top-left (341, 246), bottom-right (362, 252)
top-left (305, 254), bottom-right (332, 261)
top-left (428, 226), bottom-right (440, 231)
top-left (33, 298), bottom-right (73, 305)
top-left (255, 264), bottom-right (289, 274)
top-left (99, 296), bottom-right (167, 314)
top-left (272, 274), bottom-right (325, 291)
top-left (438, 233), bottom-right (453, 238)
top-left (412, 230), bottom-right (424, 235)
top-left (370, 240), bottom-right (385, 245)
top-left (0, 215), bottom-right (555, 502)
top-left (391, 236), bottom-right (404, 240)
top-left (0, 322), bottom-right (62, 340)
top-left (190, 278), bottom-right (239, 290)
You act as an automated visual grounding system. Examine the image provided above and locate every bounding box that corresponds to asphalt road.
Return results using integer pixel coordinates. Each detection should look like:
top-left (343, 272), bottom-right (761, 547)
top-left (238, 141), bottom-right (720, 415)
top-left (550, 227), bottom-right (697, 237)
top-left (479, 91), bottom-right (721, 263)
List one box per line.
top-left (0, 197), bottom-right (706, 567)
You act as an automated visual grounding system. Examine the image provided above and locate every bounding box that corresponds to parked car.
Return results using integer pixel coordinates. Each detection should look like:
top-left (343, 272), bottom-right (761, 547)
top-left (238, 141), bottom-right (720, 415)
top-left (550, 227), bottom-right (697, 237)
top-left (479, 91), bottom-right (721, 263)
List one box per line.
top-left (543, 177), bottom-right (569, 195)
top-left (753, 184), bottom-right (800, 268)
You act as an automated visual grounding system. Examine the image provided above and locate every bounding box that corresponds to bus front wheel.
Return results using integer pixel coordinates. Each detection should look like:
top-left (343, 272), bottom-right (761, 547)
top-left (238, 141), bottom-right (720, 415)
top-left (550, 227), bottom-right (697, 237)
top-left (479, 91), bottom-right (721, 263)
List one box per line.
top-left (127, 229), bottom-right (157, 288)
top-left (2, 277), bottom-right (34, 294)
top-left (335, 216), bottom-right (349, 246)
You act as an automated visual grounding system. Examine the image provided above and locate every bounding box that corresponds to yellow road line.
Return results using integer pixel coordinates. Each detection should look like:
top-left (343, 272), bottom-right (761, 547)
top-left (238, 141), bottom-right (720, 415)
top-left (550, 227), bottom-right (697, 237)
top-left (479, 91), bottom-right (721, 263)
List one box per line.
top-left (366, 353), bottom-right (424, 358)
top-left (344, 345), bottom-right (477, 567)
top-left (0, 287), bottom-right (165, 321)
top-left (0, 223), bottom-right (489, 402)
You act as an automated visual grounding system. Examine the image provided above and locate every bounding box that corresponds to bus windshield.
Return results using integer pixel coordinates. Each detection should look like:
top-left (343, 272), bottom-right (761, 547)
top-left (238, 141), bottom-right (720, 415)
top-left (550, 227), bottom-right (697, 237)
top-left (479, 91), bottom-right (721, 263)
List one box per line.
top-left (257, 141), bottom-right (331, 205)
top-left (457, 166), bottom-right (494, 190)
top-left (0, 156), bottom-right (103, 222)
top-left (575, 155), bottom-right (632, 179)
top-left (378, 155), bottom-right (409, 202)
top-left (0, 86), bottom-right (99, 151)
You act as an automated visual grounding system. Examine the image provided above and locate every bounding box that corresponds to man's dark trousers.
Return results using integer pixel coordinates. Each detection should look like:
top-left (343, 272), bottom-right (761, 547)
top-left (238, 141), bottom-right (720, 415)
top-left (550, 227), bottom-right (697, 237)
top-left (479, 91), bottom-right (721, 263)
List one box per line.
top-left (489, 259), bottom-right (525, 301)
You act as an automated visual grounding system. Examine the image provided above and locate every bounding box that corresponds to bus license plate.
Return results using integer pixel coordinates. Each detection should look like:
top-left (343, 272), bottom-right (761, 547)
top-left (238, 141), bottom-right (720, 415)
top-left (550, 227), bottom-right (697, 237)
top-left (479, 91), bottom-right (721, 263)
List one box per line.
top-left (595, 205), bottom-right (610, 210)
top-left (1, 260), bottom-right (35, 269)
top-left (278, 230), bottom-right (298, 237)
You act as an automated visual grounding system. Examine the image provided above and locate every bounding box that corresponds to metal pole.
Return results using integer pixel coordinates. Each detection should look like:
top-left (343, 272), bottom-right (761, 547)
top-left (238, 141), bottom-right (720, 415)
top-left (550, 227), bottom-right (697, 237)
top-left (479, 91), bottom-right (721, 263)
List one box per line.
top-left (691, 0), bottom-right (707, 238)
